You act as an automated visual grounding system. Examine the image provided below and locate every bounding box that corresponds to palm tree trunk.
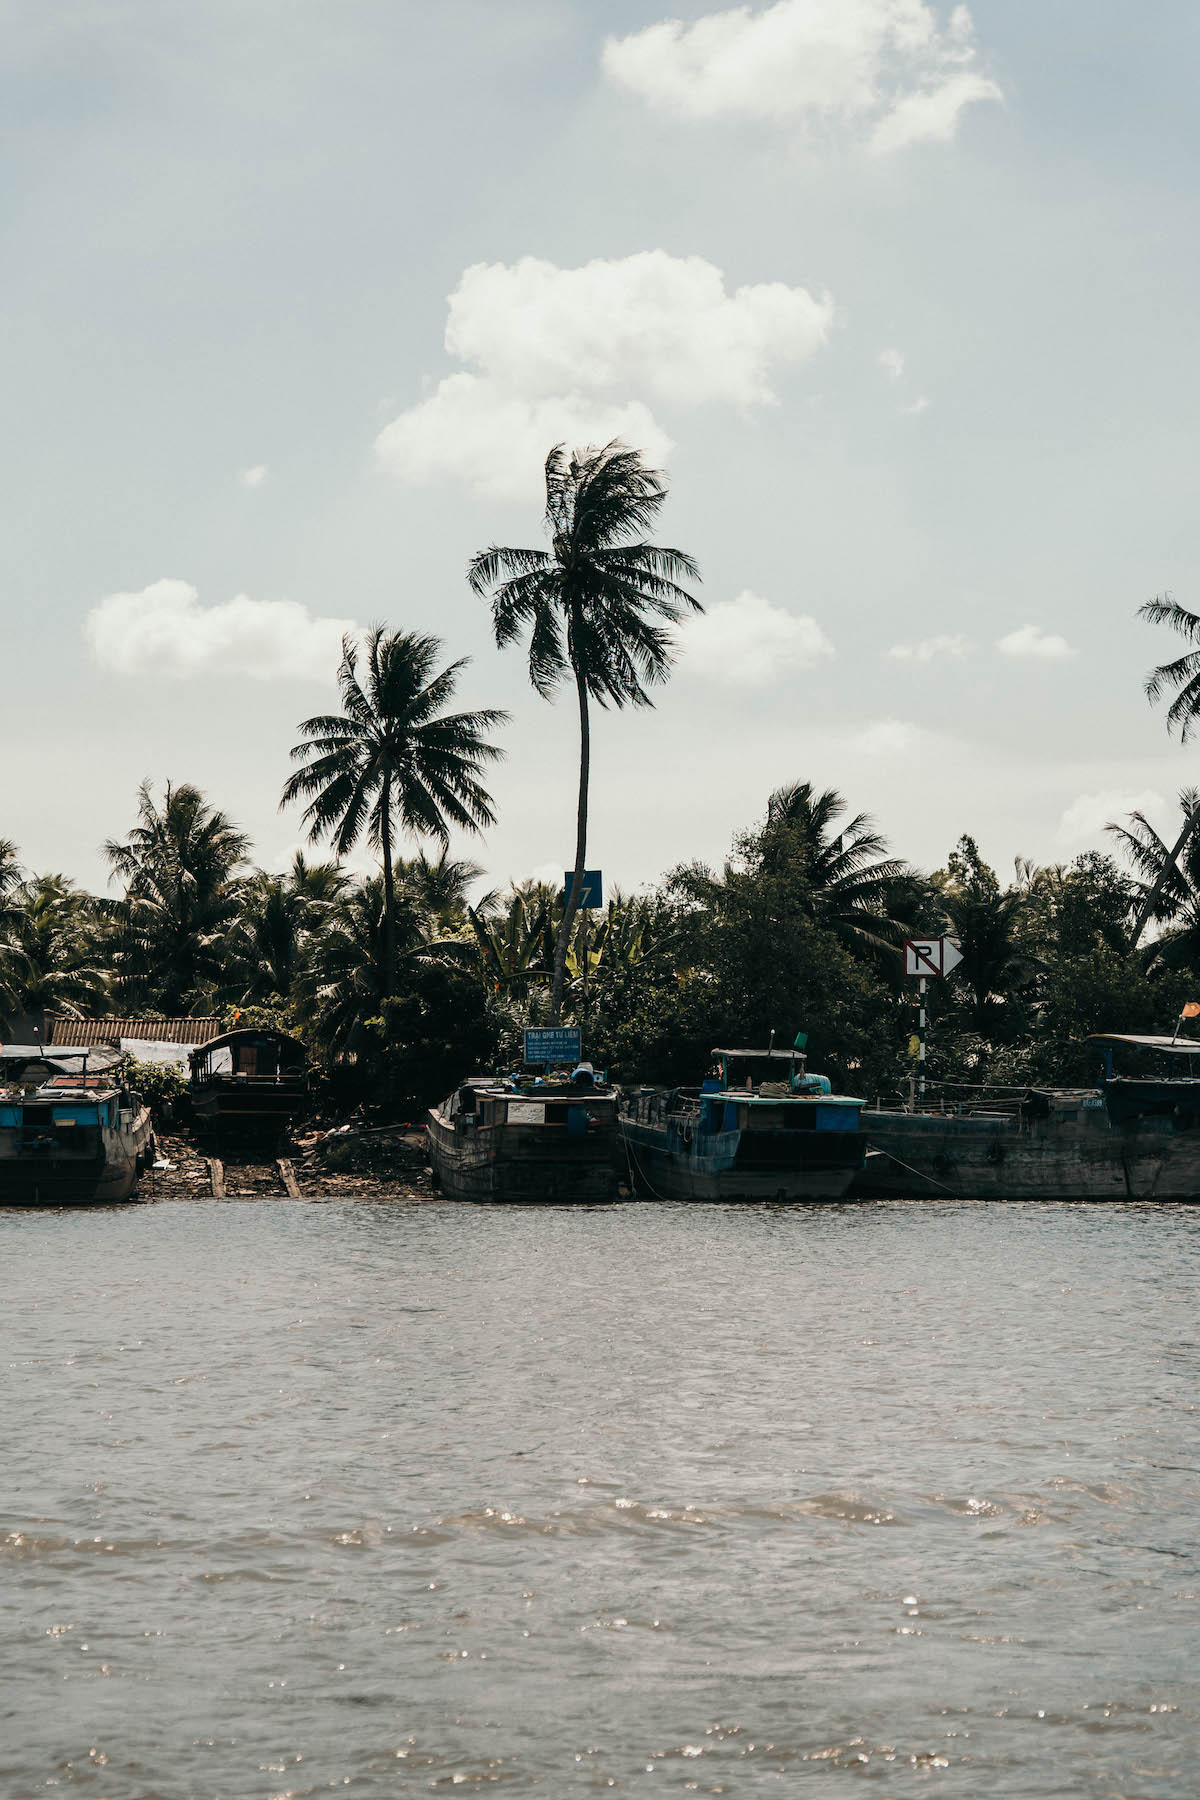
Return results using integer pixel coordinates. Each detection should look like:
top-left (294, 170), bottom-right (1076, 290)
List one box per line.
top-left (1130, 802), bottom-right (1200, 948)
top-left (550, 669), bottom-right (590, 1026)
top-left (380, 773), bottom-right (397, 999)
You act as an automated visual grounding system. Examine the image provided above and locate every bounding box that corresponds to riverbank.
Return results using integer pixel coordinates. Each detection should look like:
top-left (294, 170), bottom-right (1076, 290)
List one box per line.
top-left (142, 1126), bottom-right (434, 1202)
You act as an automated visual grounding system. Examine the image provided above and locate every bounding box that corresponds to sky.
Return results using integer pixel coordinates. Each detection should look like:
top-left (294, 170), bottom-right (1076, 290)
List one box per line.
top-left (4, 0), bottom-right (1200, 898)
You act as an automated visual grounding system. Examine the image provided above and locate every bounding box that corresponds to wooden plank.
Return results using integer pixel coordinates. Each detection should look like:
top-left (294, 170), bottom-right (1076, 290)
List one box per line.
top-left (276, 1158), bottom-right (301, 1198)
top-left (207, 1157), bottom-right (225, 1199)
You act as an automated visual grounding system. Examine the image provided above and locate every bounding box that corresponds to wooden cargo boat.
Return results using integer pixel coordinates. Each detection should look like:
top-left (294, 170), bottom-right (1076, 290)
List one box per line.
top-left (427, 1073), bottom-right (621, 1204)
top-left (188, 1028), bottom-right (307, 1129)
top-left (853, 1032), bottom-right (1200, 1200)
top-left (0, 1048), bottom-right (154, 1205)
top-left (618, 1046), bottom-right (867, 1201)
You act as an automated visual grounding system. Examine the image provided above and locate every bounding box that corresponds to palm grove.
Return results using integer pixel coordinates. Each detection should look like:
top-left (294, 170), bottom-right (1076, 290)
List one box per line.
top-left (4, 445), bottom-right (1200, 1110)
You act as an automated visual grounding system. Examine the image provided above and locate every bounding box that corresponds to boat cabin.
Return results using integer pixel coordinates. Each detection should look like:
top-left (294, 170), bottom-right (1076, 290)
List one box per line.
top-left (188, 1028), bottom-right (308, 1126)
top-left (1086, 1031), bottom-right (1200, 1128)
top-left (443, 1074), bottom-right (616, 1138)
top-left (704, 1046), bottom-right (862, 1135)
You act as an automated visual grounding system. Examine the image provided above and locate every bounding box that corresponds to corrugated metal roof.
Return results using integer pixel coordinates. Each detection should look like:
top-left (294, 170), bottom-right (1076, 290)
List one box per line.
top-left (46, 1015), bottom-right (224, 1047)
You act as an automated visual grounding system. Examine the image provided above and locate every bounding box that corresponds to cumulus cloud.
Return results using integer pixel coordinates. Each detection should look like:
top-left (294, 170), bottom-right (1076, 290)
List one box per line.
top-left (375, 252), bottom-right (833, 499)
top-left (995, 624), bottom-right (1077, 661)
top-left (602, 0), bottom-right (1001, 153)
top-left (684, 590), bottom-right (834, 684)
top-left (85, 579), bottom-right (356, 680)
top-left (1057, 788), bottom-right (1167, 847)
top-left (240, 464), bottom-right (268, 489)
top-left (377, 379), bottom-right (673, 503)
top-left (886, 632), bottom-right (969, 663)
top-left (878, 347), bottom-right (905, 380)
top-left (441, 253), bottom-right (831, 410)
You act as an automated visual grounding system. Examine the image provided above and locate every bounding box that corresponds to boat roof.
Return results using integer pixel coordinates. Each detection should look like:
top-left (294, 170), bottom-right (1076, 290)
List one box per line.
top-left (190, 1027), bottom-right (306, 1061)
top-left (712, 1047), bottom-right (804, 1061)
top-left (0, 1045), bottom-right (123, 1073)
top-left (1086, 1033), bottom-right (1200, 1056)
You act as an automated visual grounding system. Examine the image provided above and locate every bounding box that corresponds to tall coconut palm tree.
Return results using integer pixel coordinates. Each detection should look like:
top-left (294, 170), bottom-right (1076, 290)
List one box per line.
top-left (765, 781), bottom-right (910, 953)
top-left (1132, 596), bottom-right (1200, 944)
top-left (105, 781), bottom-right (250, 1010)
top-left (1108, 788), bottom-right (1200, 968)
top-left (281, 629), bottom-right (508, 995)
top-left (468, 441), bottom-right (701, 1023)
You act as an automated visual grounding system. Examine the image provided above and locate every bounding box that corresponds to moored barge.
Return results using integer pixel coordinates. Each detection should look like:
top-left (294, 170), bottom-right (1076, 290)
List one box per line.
top-left (0, 1047), bottom-right (155, 1205)
top-left (853, 1032), bottom-right (1200, 1200)
top-left (619, 1046), bottom-right (867, 1201)
top-left (427, 1073), bottom-right (621, 1204)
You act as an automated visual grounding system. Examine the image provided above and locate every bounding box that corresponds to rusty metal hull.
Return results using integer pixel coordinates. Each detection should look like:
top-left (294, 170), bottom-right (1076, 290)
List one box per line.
top-left (0, 1121), bottom-right (154, 1206)
top-left (854, 1107), bottom-right (1200, 1200)
top-left (619, 1119), bottom-right (864, 1202)
top-left (426, 1111), bottom-right (620, 1205)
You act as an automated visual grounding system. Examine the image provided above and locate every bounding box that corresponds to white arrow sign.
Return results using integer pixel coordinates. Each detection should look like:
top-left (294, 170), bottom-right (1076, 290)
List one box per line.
top-left (904, 936), bottom-right (963, 978)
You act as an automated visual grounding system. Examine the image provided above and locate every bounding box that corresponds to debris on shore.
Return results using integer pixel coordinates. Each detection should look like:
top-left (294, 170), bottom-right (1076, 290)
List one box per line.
top-left (143, 1124), bottom-right (433, 1202)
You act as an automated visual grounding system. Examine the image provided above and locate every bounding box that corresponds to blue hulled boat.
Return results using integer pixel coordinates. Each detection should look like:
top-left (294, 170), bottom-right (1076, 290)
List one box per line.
top-left (618, 1045), bottom-right (866, 1201)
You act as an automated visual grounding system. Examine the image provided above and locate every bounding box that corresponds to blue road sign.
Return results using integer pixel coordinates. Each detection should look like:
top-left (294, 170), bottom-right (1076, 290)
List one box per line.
top-left (563, 869), bottom-right (603, 909)
top-left (524, 1027), bottom-right (582, 1065)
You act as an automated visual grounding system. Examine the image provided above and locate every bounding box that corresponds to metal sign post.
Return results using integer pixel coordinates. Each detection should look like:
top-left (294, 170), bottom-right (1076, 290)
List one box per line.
top-left (562, 872), bottom-right (603, 1060)
top-left (902, 938), bottom-right (963, 1108)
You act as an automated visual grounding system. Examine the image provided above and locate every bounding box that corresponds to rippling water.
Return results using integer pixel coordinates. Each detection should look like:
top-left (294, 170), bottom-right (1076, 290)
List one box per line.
top-left (3, 1199), bottom-right (1198, 1796)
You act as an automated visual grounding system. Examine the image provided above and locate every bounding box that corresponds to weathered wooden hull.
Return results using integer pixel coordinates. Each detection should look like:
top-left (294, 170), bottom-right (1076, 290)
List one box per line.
top-left (426, 1112), bottom-right (621, 1205)
top-left (190, 1078), bottom-right (307, 1126)
top-left (854, 1107), bottom-right (1200, 1200)
top-left (620, 1119), bottom-right (864, 1202)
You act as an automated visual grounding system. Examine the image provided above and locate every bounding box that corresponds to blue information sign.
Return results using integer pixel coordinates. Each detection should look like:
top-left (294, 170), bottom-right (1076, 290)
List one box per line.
top-left (524, 1027), bottom-right (582, 1065)
top-left (563, 870), bottom-right (603, 910)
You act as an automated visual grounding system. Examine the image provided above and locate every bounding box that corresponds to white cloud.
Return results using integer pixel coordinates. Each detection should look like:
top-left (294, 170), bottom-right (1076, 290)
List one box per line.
top-left (851, 716), bottom-right (920, 755)
top-left (684, 589), bottom-right (835, 684)
top-left (878, 347), bottom-right (905, 380)
top-left (1057, 788), bottom-right (1167, 847)
top-left (375, 252), bottom-right (832, 498)
top-left (602, 0), bottom-right (1001, 153)
top-left (376, 377), bottom-right (673, 503)
top-left (442, 253), bottom-right (831, 410)
top-left (84, 579), bottom-right (356, 680)
top-left (996, 624), bottom-right (1078, 661)
top-left (868, 67), bottom-right (1002, 153)
top-left (886, 632), bottom-right (969, 663)
top-left (904, 394), bottom-right (930, 414)
top-left (240, 464), bottom-right (269, 489)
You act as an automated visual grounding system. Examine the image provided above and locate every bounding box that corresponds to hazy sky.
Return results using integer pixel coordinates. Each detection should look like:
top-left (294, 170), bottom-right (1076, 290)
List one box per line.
top-left (5, 0), bottom-right (1200, 896)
